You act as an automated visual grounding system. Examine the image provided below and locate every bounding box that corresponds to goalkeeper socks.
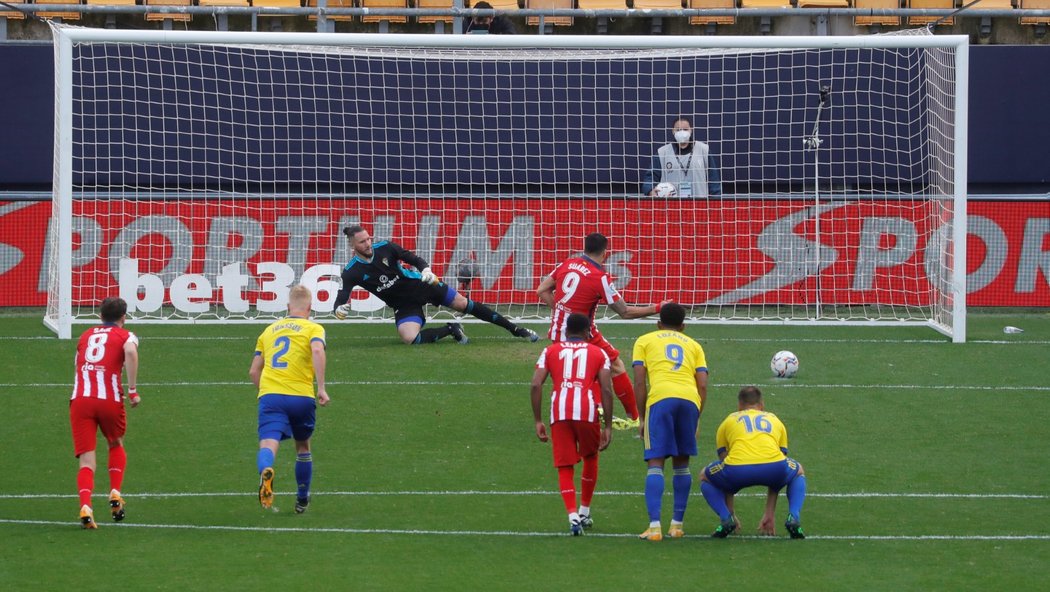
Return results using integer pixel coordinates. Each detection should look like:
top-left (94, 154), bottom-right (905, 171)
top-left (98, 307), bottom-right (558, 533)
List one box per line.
top-left (257, 447), bottom-right (275, 475)
top-left (580, 455), bottom-right (598, 507)
top-left (77, 467), bottom-right (94, 507)
top-left (413, 325), bottom-right (453, 344)
top-left (700, 480), bottom-right (732, 522)
top-left (671, 466), bottom-right (692, 522)
top-left (108, 445), bottom-right (127, 492)
top-left (644, 466), bottom-right (664, 522)
top-left (612, 372), bottom-right (639, 420)
top-left (786, 474), bottom-right (807, 519)
top-left (465, 300), bottom-right (517, 333)
top-left (557, 466), bottom-right (578, 514)
top-left (295, 452), bottom-right (313, 500)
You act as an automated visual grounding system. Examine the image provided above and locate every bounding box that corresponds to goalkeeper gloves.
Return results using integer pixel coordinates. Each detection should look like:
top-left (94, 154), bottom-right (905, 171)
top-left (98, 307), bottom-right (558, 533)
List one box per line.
top-left (420, 267), bottom-right (439, 285)
top-left (334, 303), bottom-right (351, 320)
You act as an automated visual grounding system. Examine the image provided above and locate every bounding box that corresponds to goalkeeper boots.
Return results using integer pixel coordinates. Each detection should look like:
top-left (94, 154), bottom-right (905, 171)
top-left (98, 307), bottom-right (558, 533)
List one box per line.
top-left (295, 496), bottom-right (310, 515)
top-left (513, 326), bottom-right (540, 343)
top-left (109, 489), bottom-right (126, 522)
top-left (259, 467), bottom-right (275, 510)
top-left (711, 516), bottom-right (737, 539)
top-left (447, 322), bottom-right (469, 345)
top-left (80, 505), bottom-right (97, 530)
top-left (785, 514), bottom-right (806, 539)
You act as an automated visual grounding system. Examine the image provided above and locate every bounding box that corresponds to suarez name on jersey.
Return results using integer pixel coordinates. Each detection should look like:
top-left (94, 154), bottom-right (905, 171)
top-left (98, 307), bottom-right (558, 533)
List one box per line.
top-left (547, 257), bottom-right (622, 341)
top-left (536, 340), bottom-right (610, 424)
top-left (71, 324), bottom-right (137, 403)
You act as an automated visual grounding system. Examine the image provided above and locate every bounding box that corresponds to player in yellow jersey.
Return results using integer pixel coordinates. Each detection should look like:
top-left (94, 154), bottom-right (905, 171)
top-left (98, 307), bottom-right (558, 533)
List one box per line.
top-left (249, 285), bottom-right (330, 514)
top-left (632, 303), bottom-right (708, 541)
top-left (699, 386), bottom-right (807, 539)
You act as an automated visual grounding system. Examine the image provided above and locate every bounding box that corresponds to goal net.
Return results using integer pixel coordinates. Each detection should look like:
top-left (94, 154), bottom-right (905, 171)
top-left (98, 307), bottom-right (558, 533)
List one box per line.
top-left (46, 26), bottom-right (968, 341)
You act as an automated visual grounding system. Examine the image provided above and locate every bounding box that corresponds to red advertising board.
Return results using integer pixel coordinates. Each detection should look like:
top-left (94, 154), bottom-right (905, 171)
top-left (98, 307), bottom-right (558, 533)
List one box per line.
top-left (0, 198), bottom-right (1047, 308)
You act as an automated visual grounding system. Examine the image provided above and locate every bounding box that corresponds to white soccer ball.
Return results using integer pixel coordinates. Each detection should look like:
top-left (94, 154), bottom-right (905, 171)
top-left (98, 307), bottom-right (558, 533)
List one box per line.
top-left (770, 350), bottom-right (799, 378)
top-left (653, 182), bottom-right (678, 197)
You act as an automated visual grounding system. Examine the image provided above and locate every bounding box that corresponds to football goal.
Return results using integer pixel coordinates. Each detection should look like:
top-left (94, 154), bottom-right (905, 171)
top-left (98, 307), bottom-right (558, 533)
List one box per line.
top-left (46, 26), bottom-right (968, 341)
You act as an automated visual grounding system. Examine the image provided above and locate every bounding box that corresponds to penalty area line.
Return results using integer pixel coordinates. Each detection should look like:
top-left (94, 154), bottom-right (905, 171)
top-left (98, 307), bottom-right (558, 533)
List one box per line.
top-left (0, 519), bottom-right (1047, 541)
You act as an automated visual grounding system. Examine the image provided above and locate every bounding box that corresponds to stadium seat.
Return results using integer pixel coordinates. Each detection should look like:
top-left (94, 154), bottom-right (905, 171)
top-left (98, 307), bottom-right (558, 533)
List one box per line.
top-left (632, 0), bottom-right (683, 8)
top-left (1019, 0), bottom-right (1050, 25)
top-left (739, 0), bottom-right (791, 6)
top-left (526, 0), bottom-right (573, 27)
top-left (854, 0), bottom-right (900, 26)
top-left (688, 0), bottom-right (735, 26)
top-left (197, 0), bottom-right (250, 7)
top-left (362, 0), bottom-right (408, 23)
top-left (477, 0), bottom-right (521, 9)
top-left (253, 0), bottom-right (303, 12)
top-left (416, 0), bottom-right (452, 23)
top-left (797, 0), bottom-right (848, 6)
top-left (144, 0), bottom-right (193, 22)
top-left (0, 0), bottom-right (27, 20)
top-left (907, 0), bottom-right (953, 25)
top-left (34, 0), bottom-right (84, 20)
top-left (307, 0), bottom-right (356, 21)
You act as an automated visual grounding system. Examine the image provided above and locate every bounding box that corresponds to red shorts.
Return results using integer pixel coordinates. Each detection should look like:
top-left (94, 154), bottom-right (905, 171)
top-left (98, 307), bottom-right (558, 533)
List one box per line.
top-left (550, 420), bottom-right (601, 468)
top-left (70, 398), bottom-right (126, 456)
top-left (588, 328), bottom-right (620, 363)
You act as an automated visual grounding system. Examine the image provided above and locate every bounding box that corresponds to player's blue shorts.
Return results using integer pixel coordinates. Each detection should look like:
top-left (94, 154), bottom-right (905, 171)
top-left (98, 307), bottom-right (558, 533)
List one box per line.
top-left (703, 458), bottom-right (802, 493)
top-left (395, 284), bottom-right (458, 326)
top-left (643, 397), bottom-right (700, 461)
top-left (257, 394), bottom-right (317, 442)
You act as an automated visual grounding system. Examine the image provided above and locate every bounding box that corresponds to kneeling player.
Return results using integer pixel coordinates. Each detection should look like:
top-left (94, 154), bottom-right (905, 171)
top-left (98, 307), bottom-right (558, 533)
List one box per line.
top-left (530, 313), bottom-right (614, 535)
top-left (699, 385), bottom-right (808, 539)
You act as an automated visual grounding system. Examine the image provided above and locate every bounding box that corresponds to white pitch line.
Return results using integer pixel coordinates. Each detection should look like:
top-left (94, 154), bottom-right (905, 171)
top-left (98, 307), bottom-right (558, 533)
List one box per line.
top-left (0, 519), bottom-right (1047, 541)
top-left (1, 490), bottom-right (1046, 500)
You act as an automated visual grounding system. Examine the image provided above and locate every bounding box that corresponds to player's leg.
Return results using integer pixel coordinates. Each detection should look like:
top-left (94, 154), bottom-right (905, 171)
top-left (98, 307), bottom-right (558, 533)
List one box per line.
top-left (595, 330), bottom-right (638, 424)
top-left (640, 400), bottom-right (673, 541)
top-left (447, 291), bottom-right (537, 342)
top-left (289, 397), bottom-right (318, 514)
top-left (699, 462), bottom-right (738, 537)
top-left (97, 402), bottom-right (128, 522)
top-left (668, 400), bottom-right (700, 537)
top-left (784, 459), bottom-right (807, 539)
top-left (70, 400), bottom-right (99, 529)
top-left (576, 420), bottom-right (602, 530)
top-left (395, 308), bottom-right (457, 345)
top-left (550, 421), bottom-right (584, 535)
top-left (257, 395), bottom-right (291, 510)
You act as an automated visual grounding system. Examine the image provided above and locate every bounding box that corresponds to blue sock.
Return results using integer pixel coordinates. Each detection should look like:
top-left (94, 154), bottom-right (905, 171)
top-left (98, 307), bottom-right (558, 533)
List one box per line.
top-left (257, 447), bottom-right (275, 475)
top-left (645, 467), bottom-right (664, 522)
top-left (787, 475), bottom-right (807, 519)
top-left (295, 452), bottom-right (313, 500)
top-left (672, 467), bottom-right (692, 522)
top-left (700, 480), bottom-right (732, 522)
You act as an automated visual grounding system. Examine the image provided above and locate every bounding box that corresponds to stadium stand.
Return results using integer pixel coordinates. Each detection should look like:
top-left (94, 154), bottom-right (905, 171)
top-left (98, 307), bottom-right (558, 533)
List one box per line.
top-left (362, 0), bottom-right (409, 23)
top-left (254, 0), bottom-right (304, 11)
top-left (526, 0), bottom-right (573, 27)
top-left (688, 0), bottom-right (737, 27)
top-left (797, 0), bottom-right (849, 6)
top-left (307, 0), bottom-right (356, 21)
top-left (577, 0), bottom-right (624, 33)
top-left (907, 0), bottom-right (953, 25)
top-left (144, 0), bottom-right (194, 23)
top-left (34, 0), bottom-right (84, 20)
top-left (416, 0), bottom-right (453, 24)
top-left (0, 0), bottom-right (27, 20)
top-left (854, 0), bottom-right (900, 26)
top-left (1020, 0), bottom-right (1050, 27)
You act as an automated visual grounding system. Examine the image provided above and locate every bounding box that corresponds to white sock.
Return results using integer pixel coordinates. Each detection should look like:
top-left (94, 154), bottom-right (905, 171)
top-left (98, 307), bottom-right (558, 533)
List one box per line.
top-left (650, 520), bottom-right (661, 529)
top-left (579, 505), bottom-right (590, 517)
top-left (569, 512), bottom-right (580, 524)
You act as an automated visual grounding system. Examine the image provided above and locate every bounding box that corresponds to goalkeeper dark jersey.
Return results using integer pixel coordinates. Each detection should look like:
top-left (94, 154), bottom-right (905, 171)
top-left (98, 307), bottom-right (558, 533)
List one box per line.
top-left (332, 241), bottom-right (438, 312)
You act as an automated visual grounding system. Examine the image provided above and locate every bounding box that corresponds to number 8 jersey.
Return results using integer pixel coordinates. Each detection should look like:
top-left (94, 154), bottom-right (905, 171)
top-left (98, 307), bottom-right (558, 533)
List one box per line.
top-left (546, 256), bottom-right (622, 342)
top-left (71, 324), bottom-right (138, 403)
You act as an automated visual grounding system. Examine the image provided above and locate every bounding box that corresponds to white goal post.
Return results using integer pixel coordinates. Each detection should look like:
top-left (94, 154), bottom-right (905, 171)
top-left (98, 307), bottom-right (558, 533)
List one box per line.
top-left (46, 26), bottom-right (968, 342)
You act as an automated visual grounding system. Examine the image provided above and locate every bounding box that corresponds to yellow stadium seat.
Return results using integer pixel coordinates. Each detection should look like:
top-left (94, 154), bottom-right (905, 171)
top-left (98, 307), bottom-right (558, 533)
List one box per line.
top-left (688, 0), bottom-right (735, 25)
top-left (632, 0), bottom-right (682, 8)
top-left (576, 0), bottom-right (623, 8)
top-left (854, 0), bottom-right (899, 25)
top-left (307, 0), bottom-right (356, 21)
top-left (1020, 0), bottom-right (1050, 24)
top-left (908, 0), bottom-right (953, 25)
top-left (0, 0), bottom-right (27, 20)
top-left (198, 0), bottom-right (250, 7)
top-left (145, 0), bottom-right (193, 22)
top-left (475, 0), bottom-right (520, 9)
top-left (526, 0), bottom-right (573, 27)
top-left (739, 0), bottom-right (791, 6)
top-left (416, 0), bottom-right (452, 23)
top-left (798, 0), bottom-right (848, 5)
top-left (254, 0), bottom-right (303, 12)
top-left (35, 0), bottom-right (84, 20)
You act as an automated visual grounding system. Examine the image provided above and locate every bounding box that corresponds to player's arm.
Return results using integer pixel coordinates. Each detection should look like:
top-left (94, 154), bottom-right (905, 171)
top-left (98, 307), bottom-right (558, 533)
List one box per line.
top-left (333, 269), bottom-right (360, 318)
top-left (123, 338), bottom-right (141, 407)
top-left (391, 242), bottom-right (438, 283)
top-left (249, 352), bottom-right (264, 388)
top-left (529, 367), bottom-right (550, 442)
top-left (536, 275), bottom-right (557, 309)
top-left (608, 299), bottom-right (671, 320)
top-left (695, 368), bottom-right (708, 418)
top-left (597, 366), bottom-right (614, 450)
top-left (632, 362), bottom-right (648, 439)
top-left (311, 339), bottom-right (330, 406)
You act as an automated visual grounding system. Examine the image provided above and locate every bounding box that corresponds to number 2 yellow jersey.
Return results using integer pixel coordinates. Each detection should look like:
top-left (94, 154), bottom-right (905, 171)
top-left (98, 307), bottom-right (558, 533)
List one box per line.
top-left (632, 330), bottom-right (707, 411)
top-left (255, 316), bottom-right (326, 398)
top-left (715, 409), bottom-right (789, 465)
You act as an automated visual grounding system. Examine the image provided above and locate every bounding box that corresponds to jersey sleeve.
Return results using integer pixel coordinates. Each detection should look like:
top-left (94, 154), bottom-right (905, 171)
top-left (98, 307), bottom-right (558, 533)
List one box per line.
top-left (535, 347), bottom-right (549, 369)
top-left (126, 331), bottom-right (139, 347)
top-left (254, 333), bottom-right (265, 356)
top-left (692, 341), bottom-right (707, 372)
top-left (631, 334), bottom-right (648, 367)
top-left (390, 241), bottom-right (430, 271)
top-left (775, 415), bottom-right (789, 453)
top-left (599, 273), bottom-right (622, 305)
top-left (333, 266), bottom-right (357, 308)
top-left (308, 322), bottom-right (326, 346)
top-left (598, 347), bottom-right (611, 370)
top-left (715, 414), bottom-right (732, 455)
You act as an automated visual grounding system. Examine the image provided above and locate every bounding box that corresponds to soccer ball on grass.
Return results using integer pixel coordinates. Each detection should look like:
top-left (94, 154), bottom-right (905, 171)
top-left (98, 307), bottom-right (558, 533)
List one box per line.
top-left (770, 350), bottom-right (799, 378)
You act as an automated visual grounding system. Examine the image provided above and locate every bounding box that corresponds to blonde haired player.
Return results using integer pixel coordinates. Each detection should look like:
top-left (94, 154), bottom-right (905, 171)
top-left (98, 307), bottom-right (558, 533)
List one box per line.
top-left (250, 285), bottom-right (330, 514)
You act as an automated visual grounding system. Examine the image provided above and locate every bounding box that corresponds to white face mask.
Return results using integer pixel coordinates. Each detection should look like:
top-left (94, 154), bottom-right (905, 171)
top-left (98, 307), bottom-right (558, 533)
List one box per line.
top-left (674, 129), bottom-right (692, 144)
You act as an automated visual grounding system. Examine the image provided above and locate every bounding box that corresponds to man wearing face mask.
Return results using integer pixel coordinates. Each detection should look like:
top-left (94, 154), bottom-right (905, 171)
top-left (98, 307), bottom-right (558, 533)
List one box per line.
top-left (641, 117), bottom-right (722, 198)
top-left (462, 1), bottom-right (518, 34)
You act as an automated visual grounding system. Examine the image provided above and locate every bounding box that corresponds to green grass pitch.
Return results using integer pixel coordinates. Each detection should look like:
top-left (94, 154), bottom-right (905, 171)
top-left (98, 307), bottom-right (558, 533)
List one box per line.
top-left (1, 310), bottom-right (1048, 590)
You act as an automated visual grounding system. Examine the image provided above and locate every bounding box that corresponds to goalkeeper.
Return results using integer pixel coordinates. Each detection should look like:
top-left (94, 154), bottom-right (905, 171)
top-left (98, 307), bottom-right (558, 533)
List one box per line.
top-left (332, 225), bottom-right (539, 345)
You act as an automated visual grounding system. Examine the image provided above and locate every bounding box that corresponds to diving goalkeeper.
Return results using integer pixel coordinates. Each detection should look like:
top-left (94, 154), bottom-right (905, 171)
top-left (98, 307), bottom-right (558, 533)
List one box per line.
top-left (332, 225), bottom-right (539, 345)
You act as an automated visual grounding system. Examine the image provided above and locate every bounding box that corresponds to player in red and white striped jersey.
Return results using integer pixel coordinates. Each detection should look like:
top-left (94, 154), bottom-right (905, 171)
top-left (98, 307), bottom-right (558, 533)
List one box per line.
top-left (530, 313), bottom-right (614, 535)
top-left (69, 297), bottom-right (141, 529)
top-left (536, 233), bottom-right (669, 428)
